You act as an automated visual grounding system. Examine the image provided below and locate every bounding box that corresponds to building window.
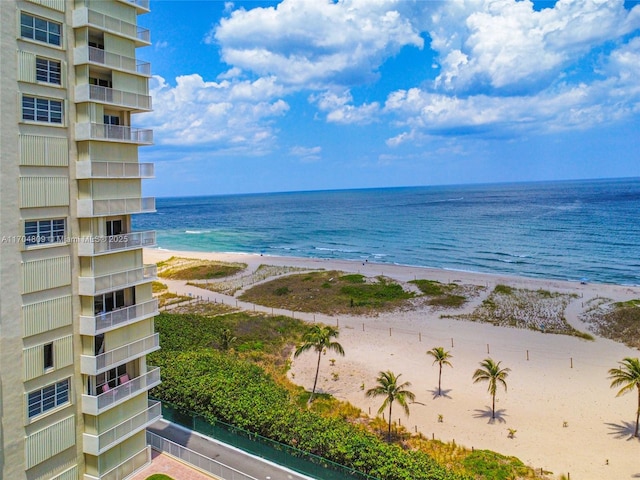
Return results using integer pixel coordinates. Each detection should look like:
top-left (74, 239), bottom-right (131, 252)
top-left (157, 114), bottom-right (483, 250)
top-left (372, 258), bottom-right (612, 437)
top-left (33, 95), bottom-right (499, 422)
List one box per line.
top-left (25, 218), bottom-right (66, 246)
top-left (106, 219), bottom-right (123, 236)
top-left (20, 13), bottom-right (61, 46)
top-left (22, 96), bottom-right (63, 124)
top-left (43, 343), bottom-right (53, 370)
top-left (36, 57), bottom-right (61, 85)
top-left (27, 378), bottom-right (70, 418)
top-left (96, 365), bottom-right (128, 393)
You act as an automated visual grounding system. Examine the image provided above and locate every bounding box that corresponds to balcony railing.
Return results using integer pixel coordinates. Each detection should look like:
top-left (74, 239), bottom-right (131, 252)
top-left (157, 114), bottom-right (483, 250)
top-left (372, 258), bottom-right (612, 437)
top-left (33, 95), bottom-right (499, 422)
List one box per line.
top-left (82, 367), bottom-right (161, 415)
top-left (81, 333), bottom-right (160, 375)
top-left (82, 401), bottom-right (161, 455)
top-left (77, 197), bottom-right (156, 217)
top-left (80, 298), bottom-right (158, 335)
top-left (74, 46), bottom-right (150, 76)
top-left (116, 0), bottom-right (150, 13)
top-left (75, 123), bottom-right (153, 144)
top-left (78, 264), bottom-right (157, 296)
top-left (77, 230), bottom-right (156, 256)
top-left (76, 160), bottom-right (154, 179)
top-left (73, 8), bottom-right (150, 45)
top-left (75, 84), bottom-right (152, 111)
top-left (83, 445), bottom-right (150, 480)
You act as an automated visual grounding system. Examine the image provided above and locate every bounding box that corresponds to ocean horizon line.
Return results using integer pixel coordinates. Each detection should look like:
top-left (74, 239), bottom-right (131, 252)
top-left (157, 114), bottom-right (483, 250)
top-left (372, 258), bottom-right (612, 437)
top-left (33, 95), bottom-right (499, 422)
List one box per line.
top-left (148, 175), bottom-right (640, 200)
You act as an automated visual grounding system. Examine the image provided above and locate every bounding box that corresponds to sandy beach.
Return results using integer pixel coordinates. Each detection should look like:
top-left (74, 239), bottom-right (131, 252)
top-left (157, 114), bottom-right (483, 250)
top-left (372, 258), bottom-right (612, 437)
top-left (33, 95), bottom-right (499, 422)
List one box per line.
top-left (145, 248), bottom-right (640, 479)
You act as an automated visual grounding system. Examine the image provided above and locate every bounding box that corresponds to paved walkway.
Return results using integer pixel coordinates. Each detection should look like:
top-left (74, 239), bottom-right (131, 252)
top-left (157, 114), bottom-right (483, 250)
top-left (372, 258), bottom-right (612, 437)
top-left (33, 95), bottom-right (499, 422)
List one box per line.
top-left (129, 449), bottom-right (218, 480)
top-left (146, 420), bottom-right (315, 480)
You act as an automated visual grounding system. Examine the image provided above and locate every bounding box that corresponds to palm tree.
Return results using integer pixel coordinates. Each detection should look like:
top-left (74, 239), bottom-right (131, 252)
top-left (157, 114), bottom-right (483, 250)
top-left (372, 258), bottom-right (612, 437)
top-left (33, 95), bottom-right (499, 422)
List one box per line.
top-left (294, 325), bottom-right (345, 403)
top-left (472, 357), bottom-right (510, 420)
top-left (608, 357), bottom-right (640, 437)
top-left (427, 347), bottom-right (453, 396)
top-left (366, 370), bottom-right (416, 441)
top-left (218, 328), bottom-right (237, 351)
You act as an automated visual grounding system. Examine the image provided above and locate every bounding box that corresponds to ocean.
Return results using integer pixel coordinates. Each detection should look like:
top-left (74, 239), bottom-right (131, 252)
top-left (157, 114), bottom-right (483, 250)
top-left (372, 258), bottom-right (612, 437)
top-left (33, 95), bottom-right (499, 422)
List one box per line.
top-left (133, 177), bottom-right (640, 286)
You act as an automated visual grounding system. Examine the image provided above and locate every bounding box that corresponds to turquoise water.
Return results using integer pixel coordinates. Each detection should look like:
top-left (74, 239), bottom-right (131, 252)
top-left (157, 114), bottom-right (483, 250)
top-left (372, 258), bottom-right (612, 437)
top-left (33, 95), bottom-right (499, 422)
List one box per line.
top-left (134, 177), bottom-right (640, 285)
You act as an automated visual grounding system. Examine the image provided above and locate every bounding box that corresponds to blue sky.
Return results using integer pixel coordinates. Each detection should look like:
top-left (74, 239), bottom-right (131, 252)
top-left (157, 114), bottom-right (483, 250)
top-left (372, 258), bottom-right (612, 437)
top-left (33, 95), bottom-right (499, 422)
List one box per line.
top-left (137, 0), bottom-right (640, 197)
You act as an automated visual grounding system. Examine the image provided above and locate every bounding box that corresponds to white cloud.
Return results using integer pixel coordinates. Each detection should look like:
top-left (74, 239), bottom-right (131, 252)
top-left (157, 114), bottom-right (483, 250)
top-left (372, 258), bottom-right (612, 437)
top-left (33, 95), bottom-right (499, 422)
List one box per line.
top-left (211, 0), bottom-right (423, 88)
top-left (311, 90), bottom-right (380, 124)
top-left (144, 1), bottom-right (640, 153)
top-left (139, 74), bottom-right (289, 149)
top-left (290, 145), bottom-right (322, 163)
top-left (429, 0), bottom-right (640, 93)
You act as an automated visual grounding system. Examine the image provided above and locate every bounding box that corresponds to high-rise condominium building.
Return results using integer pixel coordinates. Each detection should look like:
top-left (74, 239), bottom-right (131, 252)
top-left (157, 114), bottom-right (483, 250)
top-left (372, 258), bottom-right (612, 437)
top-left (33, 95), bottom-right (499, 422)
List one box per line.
top-left (0, 1), bottom-right (160, 479)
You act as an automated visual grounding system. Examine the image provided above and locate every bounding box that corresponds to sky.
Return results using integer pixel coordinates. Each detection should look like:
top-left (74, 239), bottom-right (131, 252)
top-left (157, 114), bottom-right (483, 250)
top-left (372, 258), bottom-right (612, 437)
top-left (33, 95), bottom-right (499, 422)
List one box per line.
top-left (136, 0), bottom-right (640, 197)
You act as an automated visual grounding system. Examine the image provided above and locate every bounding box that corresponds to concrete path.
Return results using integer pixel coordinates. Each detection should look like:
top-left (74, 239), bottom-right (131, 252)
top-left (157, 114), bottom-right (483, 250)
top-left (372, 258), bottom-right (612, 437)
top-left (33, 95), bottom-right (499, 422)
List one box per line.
top-left (148, 419), bottom-right (316, 480)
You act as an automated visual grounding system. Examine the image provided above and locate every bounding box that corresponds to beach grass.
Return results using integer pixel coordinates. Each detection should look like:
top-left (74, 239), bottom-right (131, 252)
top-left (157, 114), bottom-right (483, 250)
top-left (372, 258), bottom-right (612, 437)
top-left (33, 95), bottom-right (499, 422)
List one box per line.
top-left (157, 256), bottom-right (247, 280)
top-left (152, 281), bottom-right (168, 293)
top-left (581, 298), bottom-right (640, 348)
top-left (239, 270), bottom-right (415, 314)
top-left (188, 264), bottom-right (316, 296)
top-left (156, 291), bottom-right (191, 308)
top-left (410, 279), bottom-right (483, 308)
top-left (449, 285), bottom-right (591, 339)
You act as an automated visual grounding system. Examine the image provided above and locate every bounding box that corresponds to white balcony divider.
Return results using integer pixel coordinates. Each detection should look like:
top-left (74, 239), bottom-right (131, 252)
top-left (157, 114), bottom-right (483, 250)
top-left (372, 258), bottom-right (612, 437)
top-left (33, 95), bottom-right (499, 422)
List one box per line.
top-left (83, 446), bottom-right (150, 480)
top-left (81, 333), bottom-right (160, 375)
top-left (73, 8), bottom-right (150, 45)
top-left (83, 401), bottom-right (161, 455)
top-left (76, 161), bottom-right (154, 179)
top-left (78, 264), bottom-right (157, 295)
top-left (76, 46), bottom-right (151, 76)
top-left (77, 230), bottom-right (156, 256)
top-left (82, 367), bottom-right (161, 415)
top-left (75, 84), bottom-right (152, 111)
top-left (77, 197), bottom-right (155, 217)
top-left (80, 298), bottom-right (158, 335)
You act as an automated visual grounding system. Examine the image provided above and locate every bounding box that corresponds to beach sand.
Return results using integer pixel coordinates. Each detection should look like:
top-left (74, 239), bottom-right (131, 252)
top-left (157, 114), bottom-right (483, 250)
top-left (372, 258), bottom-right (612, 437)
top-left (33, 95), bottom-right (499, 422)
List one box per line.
top-left (145, 248), bottom-right (640, 479)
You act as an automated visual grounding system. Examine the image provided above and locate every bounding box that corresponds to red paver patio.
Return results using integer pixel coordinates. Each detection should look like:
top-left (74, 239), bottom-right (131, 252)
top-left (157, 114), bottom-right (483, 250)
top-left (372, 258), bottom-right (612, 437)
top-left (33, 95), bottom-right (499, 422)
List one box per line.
top-left (129, 450), bottom-right (219, 480)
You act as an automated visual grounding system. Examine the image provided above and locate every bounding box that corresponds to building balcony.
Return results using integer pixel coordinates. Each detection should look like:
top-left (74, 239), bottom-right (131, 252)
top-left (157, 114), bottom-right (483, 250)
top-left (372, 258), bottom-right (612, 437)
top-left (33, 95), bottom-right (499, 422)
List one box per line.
top-left (116, 0), bottom-right (150, 13)
top-left (83, 445), bottom-right (150, 480)
top-left (77, 197), bottom-right (156, 217)
top-left (75, 123), bottom-right (153, 145)
top-left (74, 46), bottom-right (150, 76)
top-left (73, 8), bottom-right (150, 46)
top-left (78, 264), bottom-right (157, 296)
top-left (82, 400), bottom-right (161, 456)
top-left (76, 160), bottom-right (154, 179)
top-left (82, 367), bottom-right (161, 415)
top-left (75, 84), bottom-right (152, 112)
top-left (81, 333), bottom-right (160, 375)
top-left (77, 230), bottom-right (156, 256)
top-left (80, 298), bottom-right (158, 335)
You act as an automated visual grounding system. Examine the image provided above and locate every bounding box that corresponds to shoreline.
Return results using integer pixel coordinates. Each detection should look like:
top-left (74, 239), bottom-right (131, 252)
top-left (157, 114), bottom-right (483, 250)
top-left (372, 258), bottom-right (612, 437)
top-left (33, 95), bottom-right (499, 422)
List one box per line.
top-left (145, 247), bottom-right (640, 479)
top-left (151, 246), bottom-right (640, 288)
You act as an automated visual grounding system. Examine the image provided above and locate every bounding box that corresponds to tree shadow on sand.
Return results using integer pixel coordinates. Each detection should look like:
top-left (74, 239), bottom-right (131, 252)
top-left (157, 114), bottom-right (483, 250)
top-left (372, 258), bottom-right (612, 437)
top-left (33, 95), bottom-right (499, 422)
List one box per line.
top-left (428, 388), bottom-right (452, 399)
top-left (473, 407), bottom-right (508, 424)
top-left (605, 420), bottom-right (640, 441)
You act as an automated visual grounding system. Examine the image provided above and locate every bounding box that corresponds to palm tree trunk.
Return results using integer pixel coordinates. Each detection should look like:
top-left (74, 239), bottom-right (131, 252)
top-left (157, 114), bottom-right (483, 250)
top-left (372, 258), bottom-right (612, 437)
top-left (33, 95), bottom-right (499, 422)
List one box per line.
top-left (635, 386), bottom-right (640, 437)
top-left (387, 401), bottom-right (393, 442)
top-left (438, 364), bottom-right (442, 396)
top-left (492, 391), bottom-right (496, 419)
top-left (309, 349), bottom-right (322, 403)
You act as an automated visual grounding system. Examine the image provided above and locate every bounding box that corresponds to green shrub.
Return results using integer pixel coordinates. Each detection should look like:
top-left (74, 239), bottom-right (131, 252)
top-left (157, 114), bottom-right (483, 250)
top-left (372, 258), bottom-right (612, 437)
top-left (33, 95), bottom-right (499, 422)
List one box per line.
top-left (493, 285), bottom-right (513, 295)
top-left (274, 286), bottom-right (290, 296)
